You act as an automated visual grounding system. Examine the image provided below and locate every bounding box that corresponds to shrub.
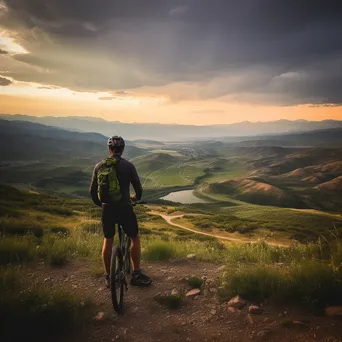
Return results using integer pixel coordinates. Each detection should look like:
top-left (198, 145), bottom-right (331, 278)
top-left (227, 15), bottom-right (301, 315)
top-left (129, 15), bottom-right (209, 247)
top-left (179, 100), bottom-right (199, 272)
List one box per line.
top-left (143, 240), bottom-right (176, 261)
top-left (187, 276), bottom-right (203, 289)
top-left (154, 294), bottom-right (182, 309)
top-left (39, 234), bottom-right (92, 266)
top-left (221, 265), bottom-right (286, 302)
top-left (220, 261), bottom-right (342, 309)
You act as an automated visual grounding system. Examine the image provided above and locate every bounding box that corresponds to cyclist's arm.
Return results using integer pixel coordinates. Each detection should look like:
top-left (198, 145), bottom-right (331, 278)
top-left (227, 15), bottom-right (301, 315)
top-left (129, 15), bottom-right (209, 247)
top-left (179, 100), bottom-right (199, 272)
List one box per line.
top-left (89, 165), bottom-right (102, 207)
top-left (131, 164), bottom-right (142, 201)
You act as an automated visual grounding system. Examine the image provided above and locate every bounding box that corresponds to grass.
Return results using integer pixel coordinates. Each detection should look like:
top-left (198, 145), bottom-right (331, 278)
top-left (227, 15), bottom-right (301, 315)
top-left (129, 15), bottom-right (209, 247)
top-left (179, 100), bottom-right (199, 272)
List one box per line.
top-left (0, 236), bottom-right (36, 265)
top-left (187, 276), bottom-right (203, 289)
top-left (196, 188), bottom-right (342, 242)
top-left (154, 293), bottom-right (183, 309)
top-left (0, 217), bottom-right (44, 237)
top-left (2, 182), bottom-right (342, 319)
top-left (0, 268), bottom-right (90, 341)
top-left (219, 235), bottom-right (342, 310)
top-left (0, 227), bottom-right (102, 266)
top-left (220, 261), bottom-right (342, 309)
top-left (185, 214), bottom-right (258, 234)
top-left (143, 240), bottom-right (176, 261)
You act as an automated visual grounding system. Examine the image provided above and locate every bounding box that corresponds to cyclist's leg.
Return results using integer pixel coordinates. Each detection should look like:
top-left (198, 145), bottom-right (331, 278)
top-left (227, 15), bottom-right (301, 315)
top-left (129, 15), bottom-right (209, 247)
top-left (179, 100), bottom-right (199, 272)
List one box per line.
top-left (120, 204), bottom-right (151, 287)
top-left (130, 235), bottom-right (141, 271)
top-left (101, 204), bottom-right (115, 277)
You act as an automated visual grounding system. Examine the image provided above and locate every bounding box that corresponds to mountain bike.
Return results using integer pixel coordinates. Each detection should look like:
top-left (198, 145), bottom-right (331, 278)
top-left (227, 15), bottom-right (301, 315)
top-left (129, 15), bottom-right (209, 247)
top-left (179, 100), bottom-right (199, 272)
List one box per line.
top-left (110, 201), bottom-right (146, 314)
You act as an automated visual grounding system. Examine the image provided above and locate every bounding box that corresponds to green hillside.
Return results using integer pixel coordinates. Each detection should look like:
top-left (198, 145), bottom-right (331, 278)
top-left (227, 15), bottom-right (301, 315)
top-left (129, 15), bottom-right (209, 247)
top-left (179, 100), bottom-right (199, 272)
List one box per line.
top-left (0, 120), bottom-right (147, 195)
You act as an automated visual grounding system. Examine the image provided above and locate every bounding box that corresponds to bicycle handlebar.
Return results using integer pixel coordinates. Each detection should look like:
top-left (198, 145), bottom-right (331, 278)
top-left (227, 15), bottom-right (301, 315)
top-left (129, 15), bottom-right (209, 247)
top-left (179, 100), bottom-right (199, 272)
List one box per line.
top-left (132, 200), bottom-right (147, 206)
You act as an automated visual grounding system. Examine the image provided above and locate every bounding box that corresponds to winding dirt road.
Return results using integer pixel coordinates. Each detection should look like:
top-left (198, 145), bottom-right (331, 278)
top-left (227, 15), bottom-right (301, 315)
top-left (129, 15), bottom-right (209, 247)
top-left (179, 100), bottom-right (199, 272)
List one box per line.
top-left (150, 212), bottom-right (290, 248)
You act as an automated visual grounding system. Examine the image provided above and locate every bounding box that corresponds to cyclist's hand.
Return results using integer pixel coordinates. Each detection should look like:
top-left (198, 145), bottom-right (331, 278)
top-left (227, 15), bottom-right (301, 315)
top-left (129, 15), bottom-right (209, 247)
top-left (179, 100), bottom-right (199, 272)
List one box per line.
top-left (130, 194), bottom-right (137, 201)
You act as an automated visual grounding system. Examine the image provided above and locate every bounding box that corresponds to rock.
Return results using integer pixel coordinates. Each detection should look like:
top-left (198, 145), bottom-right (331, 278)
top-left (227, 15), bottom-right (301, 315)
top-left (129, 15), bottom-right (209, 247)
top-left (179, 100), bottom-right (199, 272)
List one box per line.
top-left (153, 292), bottom-right (162, 299)
top-left (325, 306), bottom-right (342, 317)
top-left (257, 330), bottom-right (270, 338)
top-left (249, 305), bottom-right (263, 314)
top-left (293, 321), bottom-right (309, 328)
top-left (95, 312), bottom-right (105, 321)
top-left (171, 289), bottom-right (179, 296)
top-left (227, 306), bottom-right (239, 314)
top-left (186, 254), bottom-right (196, 260)
top-left (210, 309), bottom-right (217, 315)
top-left (227, 295), bottom-right (246, 309)
top-left (186, 289), bottom-right (201, 297)
top-left (72, 285), bottom-right (78, 289)
top-left (98, 287), bottom-right (104, 292)
top-left (44, 277), bottom-right (50, 282)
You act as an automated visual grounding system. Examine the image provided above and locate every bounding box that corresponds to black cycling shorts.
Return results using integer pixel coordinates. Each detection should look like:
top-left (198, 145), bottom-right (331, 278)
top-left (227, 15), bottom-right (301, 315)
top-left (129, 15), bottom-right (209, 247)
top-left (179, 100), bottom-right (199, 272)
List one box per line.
top-left (101, 203), bottom-right (138, 239)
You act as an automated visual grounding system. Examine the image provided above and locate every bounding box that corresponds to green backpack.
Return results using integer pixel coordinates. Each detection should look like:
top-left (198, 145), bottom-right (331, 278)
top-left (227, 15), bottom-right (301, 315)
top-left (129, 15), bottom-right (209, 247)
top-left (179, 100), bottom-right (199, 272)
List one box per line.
top-left (97, 157), bottom-right (122, 203)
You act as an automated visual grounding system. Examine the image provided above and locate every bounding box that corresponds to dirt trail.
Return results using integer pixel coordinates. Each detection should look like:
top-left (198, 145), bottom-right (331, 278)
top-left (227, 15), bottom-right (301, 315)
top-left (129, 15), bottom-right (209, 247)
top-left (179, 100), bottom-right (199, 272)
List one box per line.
top-left (150, 212), bottom-right (290, 248)
top-left (28, 260), bottom-right (342, 342)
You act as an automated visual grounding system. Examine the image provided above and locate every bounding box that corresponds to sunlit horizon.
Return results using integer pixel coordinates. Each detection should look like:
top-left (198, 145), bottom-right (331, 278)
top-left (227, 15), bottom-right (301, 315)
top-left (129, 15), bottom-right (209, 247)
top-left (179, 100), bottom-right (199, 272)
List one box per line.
top-left (1, 1), bottom-right (342, 125)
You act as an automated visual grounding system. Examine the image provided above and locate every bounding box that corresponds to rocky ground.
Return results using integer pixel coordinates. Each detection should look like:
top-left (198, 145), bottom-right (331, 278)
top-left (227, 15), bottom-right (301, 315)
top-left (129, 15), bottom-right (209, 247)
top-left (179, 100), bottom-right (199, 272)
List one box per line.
top-left (26, 259), bottom-right (342, 342)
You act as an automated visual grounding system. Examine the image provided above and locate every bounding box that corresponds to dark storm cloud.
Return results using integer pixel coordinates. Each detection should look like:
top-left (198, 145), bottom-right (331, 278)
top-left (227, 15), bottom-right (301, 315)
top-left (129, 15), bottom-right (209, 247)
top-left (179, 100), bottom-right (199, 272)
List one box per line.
top-left (0, 76), bottom-right (12, 86)
top-left (1, 0), bottom-right (342, 105)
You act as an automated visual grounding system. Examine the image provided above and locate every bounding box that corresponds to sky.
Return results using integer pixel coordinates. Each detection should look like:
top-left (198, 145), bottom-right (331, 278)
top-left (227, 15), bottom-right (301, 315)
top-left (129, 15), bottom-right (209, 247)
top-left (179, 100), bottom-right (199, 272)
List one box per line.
top-left (0, 0), bottom-right (342, 125)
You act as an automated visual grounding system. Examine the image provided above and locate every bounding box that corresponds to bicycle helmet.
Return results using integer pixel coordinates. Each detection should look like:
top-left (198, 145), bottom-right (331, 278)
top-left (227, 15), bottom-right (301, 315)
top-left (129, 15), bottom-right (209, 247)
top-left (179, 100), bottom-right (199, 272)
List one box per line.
top-left (107, 135), bottom-right (125, 149)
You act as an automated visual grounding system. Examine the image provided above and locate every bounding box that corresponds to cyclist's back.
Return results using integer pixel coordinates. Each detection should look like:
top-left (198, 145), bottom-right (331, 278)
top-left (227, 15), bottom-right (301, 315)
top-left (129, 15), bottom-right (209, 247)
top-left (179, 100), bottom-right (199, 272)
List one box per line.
top-left (90, 156), bottom-right (142, 205)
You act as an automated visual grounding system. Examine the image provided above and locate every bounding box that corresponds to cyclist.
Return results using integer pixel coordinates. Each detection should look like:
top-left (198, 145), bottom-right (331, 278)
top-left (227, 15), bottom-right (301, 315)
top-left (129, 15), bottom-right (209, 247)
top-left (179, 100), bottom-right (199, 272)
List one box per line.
top-left (90, 136), bottom-right (152, 287)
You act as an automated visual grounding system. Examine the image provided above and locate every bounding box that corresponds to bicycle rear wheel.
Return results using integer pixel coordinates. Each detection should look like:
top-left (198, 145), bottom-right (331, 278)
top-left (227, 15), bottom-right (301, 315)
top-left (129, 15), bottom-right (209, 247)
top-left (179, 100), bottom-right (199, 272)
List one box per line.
top-left (110, 246), bottom-right (124, 314)
top-left (123, 236), bottom-right (132, 275)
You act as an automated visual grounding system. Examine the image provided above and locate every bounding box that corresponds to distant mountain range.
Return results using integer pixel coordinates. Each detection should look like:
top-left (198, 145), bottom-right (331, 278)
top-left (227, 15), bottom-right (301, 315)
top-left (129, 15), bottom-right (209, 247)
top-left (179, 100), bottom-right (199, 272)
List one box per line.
top-left (1, 114), bottom-right (342, 141)
top-left (0, 119), bottom-right (145, 162)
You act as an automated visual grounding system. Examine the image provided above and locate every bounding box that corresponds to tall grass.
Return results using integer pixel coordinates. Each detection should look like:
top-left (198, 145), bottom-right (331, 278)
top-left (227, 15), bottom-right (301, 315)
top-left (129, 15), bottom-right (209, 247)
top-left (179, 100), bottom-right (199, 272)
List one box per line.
top-left (0, 227), bottom-right (103, 266)
top-left (219, 235), bottom-right (342, 309)
top-left (0, 236), bottom-right (36, 265)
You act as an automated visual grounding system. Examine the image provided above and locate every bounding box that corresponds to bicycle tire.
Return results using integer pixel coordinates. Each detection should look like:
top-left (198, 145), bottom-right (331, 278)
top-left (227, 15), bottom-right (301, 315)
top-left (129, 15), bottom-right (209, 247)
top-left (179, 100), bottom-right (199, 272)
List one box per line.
top-left (124, 237), bottom-right (132, 275)
top-left (110, 246), bottom-right (124, 314)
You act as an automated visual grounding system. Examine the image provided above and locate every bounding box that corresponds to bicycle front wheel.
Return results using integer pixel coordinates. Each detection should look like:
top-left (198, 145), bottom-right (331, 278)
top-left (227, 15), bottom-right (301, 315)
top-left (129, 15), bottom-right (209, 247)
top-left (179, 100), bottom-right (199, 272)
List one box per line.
top-left (110, 246), bottom-right (124, 314)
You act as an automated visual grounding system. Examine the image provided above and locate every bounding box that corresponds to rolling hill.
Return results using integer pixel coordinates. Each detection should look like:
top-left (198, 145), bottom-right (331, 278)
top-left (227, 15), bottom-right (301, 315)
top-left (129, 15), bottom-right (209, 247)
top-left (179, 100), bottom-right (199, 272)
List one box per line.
top-left (317, 176), bottom-right (342, 192)
top-left (2, 114), bottom-right (342, 141)
top-left (228, 127), bottom-right (342, 148)
top-left (134, 153), bottom-right (180, 175)
top-left (0, 120), bottom-right (147, 195)
top-left (0, 119), bottom-right (146, 162)
top-left (205, 178), bottom-right (305, 208)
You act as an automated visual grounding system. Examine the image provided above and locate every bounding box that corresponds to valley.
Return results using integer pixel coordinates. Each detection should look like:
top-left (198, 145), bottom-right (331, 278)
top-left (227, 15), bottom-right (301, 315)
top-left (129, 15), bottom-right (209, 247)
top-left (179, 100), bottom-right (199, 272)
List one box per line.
top-left (1, 118), bottom-right (342, 243)
top-left (1, 117), bottom-right (342, 341)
